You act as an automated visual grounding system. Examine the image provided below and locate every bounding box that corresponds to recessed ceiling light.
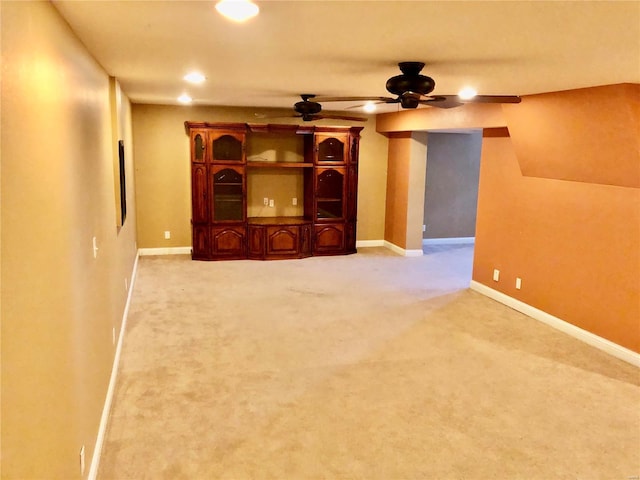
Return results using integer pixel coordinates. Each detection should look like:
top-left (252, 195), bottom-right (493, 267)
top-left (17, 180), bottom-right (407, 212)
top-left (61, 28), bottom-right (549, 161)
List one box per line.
top-left (215, 0), bottom-right (259, 22)
top-left (458, 87), bottom-right (477, 100)
top-left (178, 94), bottom-right (193, 104)
top-left (363, 102), bottom-right (376, 113)
top-left (184, 72), bottom-right (206, 84)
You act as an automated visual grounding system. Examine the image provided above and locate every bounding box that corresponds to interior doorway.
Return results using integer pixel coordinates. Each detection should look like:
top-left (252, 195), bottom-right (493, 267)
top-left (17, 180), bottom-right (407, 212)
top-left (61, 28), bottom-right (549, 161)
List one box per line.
top-left (422, 130), bottom-right (483, 282)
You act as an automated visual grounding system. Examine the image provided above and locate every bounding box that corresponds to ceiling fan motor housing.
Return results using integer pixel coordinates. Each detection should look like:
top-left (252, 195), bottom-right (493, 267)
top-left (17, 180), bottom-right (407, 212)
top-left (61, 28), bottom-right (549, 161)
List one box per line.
top-left (294, 99), bottom-right (322, 115)
top-left (385, 61), bottom-right (436, 97)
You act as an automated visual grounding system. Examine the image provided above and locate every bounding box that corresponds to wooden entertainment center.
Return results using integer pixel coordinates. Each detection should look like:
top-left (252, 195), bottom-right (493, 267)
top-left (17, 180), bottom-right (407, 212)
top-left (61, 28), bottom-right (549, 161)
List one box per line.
top-left (185, 122), bottom-right (363, 261)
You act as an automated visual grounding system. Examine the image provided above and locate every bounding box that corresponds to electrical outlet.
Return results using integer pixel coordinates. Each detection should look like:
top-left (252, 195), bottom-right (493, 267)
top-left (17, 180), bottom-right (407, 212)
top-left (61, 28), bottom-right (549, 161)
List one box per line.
top-left (80, 445), bottom-right (85, 475)
top-left (263, 197), bottom-right (269, 206)
top-left (164, 231), bottom-right (171, 239)
top-left (269, 199), bottom-right (274, 207)
top-left (422, 224), bottom-right (426, 232)
top-left (92, 236), bottom-right (98, 259)
top-left (493, 269), bottom-right (500, 282)
top-left (292, 197), bottom-right (297, 206)
top-left (516, 277), bottom-right (522, 290)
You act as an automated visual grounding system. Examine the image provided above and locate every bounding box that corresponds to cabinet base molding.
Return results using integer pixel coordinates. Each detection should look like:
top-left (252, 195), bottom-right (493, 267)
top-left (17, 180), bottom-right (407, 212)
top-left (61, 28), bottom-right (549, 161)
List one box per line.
top-left (470, 280), bottom-right (640, 367)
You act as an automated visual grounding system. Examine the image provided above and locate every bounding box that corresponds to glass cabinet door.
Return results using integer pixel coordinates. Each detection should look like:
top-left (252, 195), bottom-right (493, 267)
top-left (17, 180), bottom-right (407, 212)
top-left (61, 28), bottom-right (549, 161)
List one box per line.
top-left (211, 133), bottom-right (244, 162)
top-left (212, 167), bottom-right (245, 221)
top-left (316, 168), bottom-right (345, 220)
top-left (316, 135), bottom-right (347, 164)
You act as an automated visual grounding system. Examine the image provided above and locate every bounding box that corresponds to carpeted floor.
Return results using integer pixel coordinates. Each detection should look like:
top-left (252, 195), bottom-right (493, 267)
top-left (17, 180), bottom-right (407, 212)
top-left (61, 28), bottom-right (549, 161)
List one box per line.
top-left (98, 245), bottom-right (640, 479)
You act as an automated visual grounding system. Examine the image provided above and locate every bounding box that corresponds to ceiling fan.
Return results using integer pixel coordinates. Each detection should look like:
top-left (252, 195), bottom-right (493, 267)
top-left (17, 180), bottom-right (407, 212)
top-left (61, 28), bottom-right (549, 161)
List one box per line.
top-left (313, 62), bottom-right (521, 109)
top-left (291, 94), bottom-right (367, 121)
top-left (255, 95), bottom-right (367, 122)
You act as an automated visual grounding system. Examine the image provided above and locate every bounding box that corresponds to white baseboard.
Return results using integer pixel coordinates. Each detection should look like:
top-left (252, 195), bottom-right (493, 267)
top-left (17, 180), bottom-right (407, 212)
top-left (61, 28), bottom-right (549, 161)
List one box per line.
top-left (469, 280), bottom-right (640, 368)
top-left (384, 240), bottom-right (423, 257)
top-left (356, 239), bottom-right (385, 248)
top-left (138, 246), bottom-right (191, 256)
top-left (88, 252), bottom-right (140, 480)
top-left (423, 237), bottom-right (475, 245)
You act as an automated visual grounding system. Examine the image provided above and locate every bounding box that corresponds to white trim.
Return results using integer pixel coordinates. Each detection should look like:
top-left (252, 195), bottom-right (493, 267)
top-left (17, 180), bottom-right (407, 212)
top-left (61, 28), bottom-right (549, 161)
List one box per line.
top-left (356, 239), bottom-right (385, 248)
top-left (138, 246), bottom-right (192, 256)
top-left (469, 280), bottom-right (640, 368)
top-left (88, 252), bottom-right (140, 480)
top-left (384, 240), bottom-right (424, 257)
top-left (423, 237), bottom-right (475, 245)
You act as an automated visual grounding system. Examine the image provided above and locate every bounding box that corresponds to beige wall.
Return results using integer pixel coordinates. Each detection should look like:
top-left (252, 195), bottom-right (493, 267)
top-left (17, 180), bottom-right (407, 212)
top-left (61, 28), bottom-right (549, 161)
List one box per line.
top-left (378, 84), bottom-right (640, 353)
top-left (132, 105), bottom-right (388, 248)
top-left (1, 2), bottom-right (138, 478)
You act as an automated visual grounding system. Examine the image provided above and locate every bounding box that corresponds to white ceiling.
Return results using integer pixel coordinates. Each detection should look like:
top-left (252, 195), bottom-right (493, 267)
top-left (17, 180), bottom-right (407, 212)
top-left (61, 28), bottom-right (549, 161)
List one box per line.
top-left (52, 1), bottom-right (640, 114)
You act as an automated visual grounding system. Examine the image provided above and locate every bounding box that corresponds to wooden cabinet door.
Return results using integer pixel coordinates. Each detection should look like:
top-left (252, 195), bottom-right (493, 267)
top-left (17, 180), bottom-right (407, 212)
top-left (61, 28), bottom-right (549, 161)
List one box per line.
top-left (346, 164), bottom-right (358, 221)
top-left (191, 164), bottom-right (208, 224)
top-left (190, 129), bottom-right (207, 164)
top-left (345, 220), bottom-right (357, 254)
top-left (266, 226), bottom-right (299, 256)
top-left (300, 224), bottom-right (312, 257)
top-left (209, 131), bottom-right (245, 163)
top-left (210, 226), bottom-right (246, 259)
top-left (314, 223), bottom-right (345, 255)
top-left (248, 225), bottom-right (265, 259)
top-left (192, 225), bottom-right (209, 260)
top-left (348, 134), bottom-right (360, 165)
top-left (315, 134), bottom-right (348, 165)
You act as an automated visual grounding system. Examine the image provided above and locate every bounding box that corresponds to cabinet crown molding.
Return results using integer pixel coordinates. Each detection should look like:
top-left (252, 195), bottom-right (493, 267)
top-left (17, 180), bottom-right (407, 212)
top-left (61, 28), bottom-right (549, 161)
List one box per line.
top-left (185, 121), bottom-right (363, 137)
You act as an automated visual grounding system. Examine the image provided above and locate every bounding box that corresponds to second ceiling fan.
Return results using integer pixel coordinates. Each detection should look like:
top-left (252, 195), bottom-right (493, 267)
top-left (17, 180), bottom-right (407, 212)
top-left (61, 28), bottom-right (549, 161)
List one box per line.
top-left (313, 61), bottom-right (521, 109)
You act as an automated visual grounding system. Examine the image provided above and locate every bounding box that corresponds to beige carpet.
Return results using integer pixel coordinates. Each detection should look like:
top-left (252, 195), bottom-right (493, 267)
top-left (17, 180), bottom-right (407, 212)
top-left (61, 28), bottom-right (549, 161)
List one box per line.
top-left (99, 246), bottom-right (640, 479)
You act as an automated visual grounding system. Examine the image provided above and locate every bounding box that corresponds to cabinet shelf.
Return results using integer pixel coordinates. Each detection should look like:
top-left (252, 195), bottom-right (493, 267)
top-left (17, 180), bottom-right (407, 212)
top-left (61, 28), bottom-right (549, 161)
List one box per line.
top-left (248, 216), bottom-right (311, 226)
top-left (247, 161), bottom-right (312, 169)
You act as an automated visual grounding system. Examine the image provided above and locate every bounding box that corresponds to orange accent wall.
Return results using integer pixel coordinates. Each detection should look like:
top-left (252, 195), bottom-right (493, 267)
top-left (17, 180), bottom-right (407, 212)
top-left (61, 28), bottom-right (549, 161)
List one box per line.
top-left (377, 102), bottom-right (506, 133)
top-left (384, 133), bottom-right (412, 248)
top-left (379, 83), bottom-right (640, 353)
top-left (503, 84), bottom-right (640, 188)
top-left (475, 132), bottom-right (640, 352)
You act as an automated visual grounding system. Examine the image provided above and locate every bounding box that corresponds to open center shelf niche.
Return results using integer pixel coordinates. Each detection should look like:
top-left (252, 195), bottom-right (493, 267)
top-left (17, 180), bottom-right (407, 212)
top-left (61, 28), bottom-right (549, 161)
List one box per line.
top-left (185, 122), bottom-right (363, 260)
